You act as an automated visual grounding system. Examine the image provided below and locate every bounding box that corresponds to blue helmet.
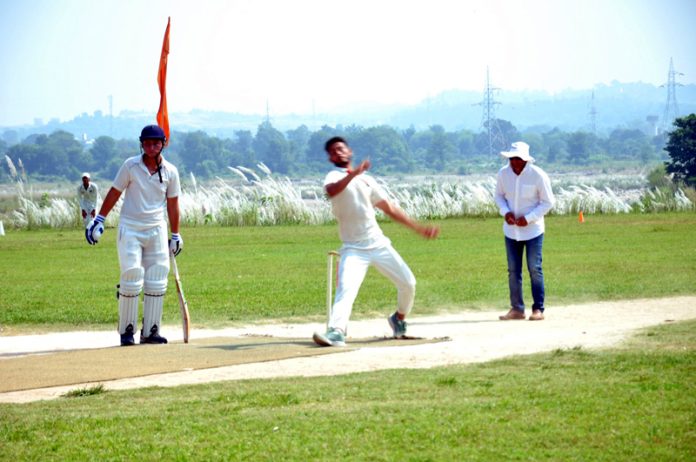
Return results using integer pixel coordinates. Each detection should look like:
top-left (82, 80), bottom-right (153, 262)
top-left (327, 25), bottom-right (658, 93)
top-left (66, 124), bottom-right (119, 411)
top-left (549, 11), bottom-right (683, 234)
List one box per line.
top-left (139, 125), bottom-right (166, 142)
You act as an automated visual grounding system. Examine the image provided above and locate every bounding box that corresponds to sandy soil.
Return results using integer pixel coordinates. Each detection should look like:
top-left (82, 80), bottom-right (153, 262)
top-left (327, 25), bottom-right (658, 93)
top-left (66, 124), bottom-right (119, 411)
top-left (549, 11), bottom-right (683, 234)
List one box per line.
top-left (1, 296), bottom-right (694, 404)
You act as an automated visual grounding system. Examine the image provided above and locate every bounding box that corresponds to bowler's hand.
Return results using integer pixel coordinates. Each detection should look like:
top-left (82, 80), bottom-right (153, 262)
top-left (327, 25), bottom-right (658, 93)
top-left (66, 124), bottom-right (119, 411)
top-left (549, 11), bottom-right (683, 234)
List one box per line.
top-left (353, 159), bottom-right (371, 175)
top-left (504, 212), bottom-right (516, 225)
top-left (419, 225), bottom-right (440, 240)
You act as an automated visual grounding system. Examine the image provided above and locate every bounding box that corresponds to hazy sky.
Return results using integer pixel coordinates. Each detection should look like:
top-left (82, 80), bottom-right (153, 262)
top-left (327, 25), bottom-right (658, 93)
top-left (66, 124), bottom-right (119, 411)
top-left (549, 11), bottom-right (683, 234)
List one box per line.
top-left (1, 0), bottom-right (695, 126)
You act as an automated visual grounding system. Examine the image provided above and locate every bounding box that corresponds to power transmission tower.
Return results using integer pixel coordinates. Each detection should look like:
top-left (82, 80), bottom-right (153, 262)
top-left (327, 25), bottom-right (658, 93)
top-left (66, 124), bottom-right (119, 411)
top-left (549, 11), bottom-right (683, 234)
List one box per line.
top-left (477, 67), bottom-right (506, 157)
top-left (661, 57), bottom-right (683, 132)
top-left (588, 90), bottom-right (598, 135)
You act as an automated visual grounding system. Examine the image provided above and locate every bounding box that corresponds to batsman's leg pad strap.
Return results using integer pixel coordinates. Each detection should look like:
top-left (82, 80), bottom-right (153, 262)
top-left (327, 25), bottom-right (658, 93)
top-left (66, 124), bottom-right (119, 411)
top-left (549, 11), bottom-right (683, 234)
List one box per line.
top-left (119, 267), bottom-right (144, 297)
top-left (143, 264), bottom-right (169, 296)
top-left (143, 294), bottom-right (164, 336)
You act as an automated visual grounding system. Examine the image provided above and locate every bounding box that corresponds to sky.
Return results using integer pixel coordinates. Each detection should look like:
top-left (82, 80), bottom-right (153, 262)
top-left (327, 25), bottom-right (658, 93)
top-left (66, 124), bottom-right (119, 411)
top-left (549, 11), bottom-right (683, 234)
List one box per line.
top-left (1, 0), bottom-right (695, 127)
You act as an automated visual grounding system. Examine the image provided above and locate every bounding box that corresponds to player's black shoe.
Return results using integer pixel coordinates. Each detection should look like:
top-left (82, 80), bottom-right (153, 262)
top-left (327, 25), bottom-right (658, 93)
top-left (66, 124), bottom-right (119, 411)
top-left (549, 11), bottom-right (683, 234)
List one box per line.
top-left (140, 325), bottom-right (168, 344)
top-left (120, 324), bottom-right (136, 346)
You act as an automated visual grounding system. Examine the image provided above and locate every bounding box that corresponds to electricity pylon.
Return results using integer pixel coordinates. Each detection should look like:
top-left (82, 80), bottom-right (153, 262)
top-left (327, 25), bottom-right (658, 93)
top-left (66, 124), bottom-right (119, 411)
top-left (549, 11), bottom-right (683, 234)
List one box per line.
top-left (588, 90), bottom-right (598, 135)
top-left (477, 67), bottom-right (506, 157)
top-left (661, 57), bottom-right (683, 132)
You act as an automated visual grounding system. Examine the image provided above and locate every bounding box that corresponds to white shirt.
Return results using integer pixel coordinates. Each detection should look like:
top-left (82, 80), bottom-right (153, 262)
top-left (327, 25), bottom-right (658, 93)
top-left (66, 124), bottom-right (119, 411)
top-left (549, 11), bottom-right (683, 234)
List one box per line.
top-left (112, 155), bottom-right (181, 228)
top-left (494, 162), bottom-right (555, 241)
top-left (77, 183), bottom-right (99, 211)
top-left (324, 168), bottom-right (390, 249)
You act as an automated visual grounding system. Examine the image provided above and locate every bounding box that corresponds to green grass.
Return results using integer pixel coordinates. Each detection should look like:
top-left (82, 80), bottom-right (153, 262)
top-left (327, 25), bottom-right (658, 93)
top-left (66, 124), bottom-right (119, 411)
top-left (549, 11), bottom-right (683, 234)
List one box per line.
top-left (0, 213), bottom-right (694, 460)
top-left (0, 320), bottom-right (694, 461)
top-left (1, 213), bottom-right (695, 330)
top-left (61, 384), bottom-right (106, 398)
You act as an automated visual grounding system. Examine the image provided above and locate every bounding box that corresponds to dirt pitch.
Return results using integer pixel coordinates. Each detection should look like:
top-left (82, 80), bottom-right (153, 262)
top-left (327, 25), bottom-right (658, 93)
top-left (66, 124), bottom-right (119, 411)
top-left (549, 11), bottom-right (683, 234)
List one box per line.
top-left (1, 296), bottom-right (694, 404)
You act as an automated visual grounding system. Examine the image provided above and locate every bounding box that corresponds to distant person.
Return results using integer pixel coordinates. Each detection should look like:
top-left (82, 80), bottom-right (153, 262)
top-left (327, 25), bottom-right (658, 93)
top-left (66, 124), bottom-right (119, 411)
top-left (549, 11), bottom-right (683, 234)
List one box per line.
top-left (77, 172), bottom-right (99, 227)
top-left (494, 141), bottom-right (555, 321)
top-left (85, 125), bottom-right (183, 346)
top-left (313, 136), bottom-right (440, 347)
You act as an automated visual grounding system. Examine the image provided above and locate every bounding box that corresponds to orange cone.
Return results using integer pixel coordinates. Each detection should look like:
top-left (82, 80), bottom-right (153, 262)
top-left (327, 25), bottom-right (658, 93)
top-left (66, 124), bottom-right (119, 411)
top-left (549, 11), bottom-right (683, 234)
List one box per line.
top-left (578, 211), bottom-right (585, 223)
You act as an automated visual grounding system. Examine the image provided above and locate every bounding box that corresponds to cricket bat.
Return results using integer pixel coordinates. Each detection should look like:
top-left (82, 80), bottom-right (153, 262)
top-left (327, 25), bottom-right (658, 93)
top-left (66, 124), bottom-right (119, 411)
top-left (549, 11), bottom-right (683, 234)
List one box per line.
top-left (170, 249), bottom-right (190, 343)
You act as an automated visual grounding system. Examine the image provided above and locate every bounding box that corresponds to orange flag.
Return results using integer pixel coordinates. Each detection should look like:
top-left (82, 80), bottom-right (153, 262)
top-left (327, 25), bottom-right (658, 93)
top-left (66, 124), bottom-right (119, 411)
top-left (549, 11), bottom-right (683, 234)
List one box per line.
top-left (156, 17), bottom-right (171, 144)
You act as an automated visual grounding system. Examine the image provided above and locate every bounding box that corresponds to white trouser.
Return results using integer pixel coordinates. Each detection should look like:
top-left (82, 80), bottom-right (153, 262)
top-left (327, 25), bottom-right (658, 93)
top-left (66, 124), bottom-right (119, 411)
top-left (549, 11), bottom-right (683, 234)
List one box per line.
top-left (117, 222), bottom-right (170, 335)
top-left (329, 244), bottom-right (416, 333)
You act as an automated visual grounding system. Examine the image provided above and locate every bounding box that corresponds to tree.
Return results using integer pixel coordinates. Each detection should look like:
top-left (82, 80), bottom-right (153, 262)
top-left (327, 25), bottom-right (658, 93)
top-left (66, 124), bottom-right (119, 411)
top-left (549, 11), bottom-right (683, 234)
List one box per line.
top-left (664, 114), bottom-right (696, 187)
top-left (6, 143), bottom-right (38, 178)
top-left (426, 125), bottom-right (456, 171)
top-left (542, 128), bottom-right (568, 163)
top-left (605, 128), bottom-right (654, 161)
top-left (453, 129), bottom-right (476, 158)
top-left (566, 132), bottom-right (594, 165)
top-left (253, 122), bottom-right (291, 174)
top-left (231, 130), bottom-right (256, 167)
top-left (8, 130), bottom-right (85, 178)
top-left (180, 131), bottom-right (214, 176)
top-left (90, 136), bottom-right (117, 168)
top-left (349, 125), bottom-right (412, 173)
top-left (286, 125), bottom-right (311, 170)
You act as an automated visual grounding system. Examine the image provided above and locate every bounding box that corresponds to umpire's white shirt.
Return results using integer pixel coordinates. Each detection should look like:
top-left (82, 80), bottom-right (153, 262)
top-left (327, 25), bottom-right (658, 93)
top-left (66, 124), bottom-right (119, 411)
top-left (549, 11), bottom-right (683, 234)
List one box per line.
top-left (324, 168), bottom-right (390, 249)
top-left (494, 162), bottom-right (555, 241)
top-left (112, 155), bottom-right (181, 228)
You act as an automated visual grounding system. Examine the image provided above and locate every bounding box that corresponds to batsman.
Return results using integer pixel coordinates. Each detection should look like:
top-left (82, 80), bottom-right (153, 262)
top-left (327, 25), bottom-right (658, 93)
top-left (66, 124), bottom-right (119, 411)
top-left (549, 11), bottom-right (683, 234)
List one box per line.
top-left (85, 124), bottom-right (183, 346)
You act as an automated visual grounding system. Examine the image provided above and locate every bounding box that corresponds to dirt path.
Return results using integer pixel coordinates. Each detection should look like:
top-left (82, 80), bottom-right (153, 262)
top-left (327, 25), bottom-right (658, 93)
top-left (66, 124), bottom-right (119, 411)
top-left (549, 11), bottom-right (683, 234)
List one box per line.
top-left (1, 296), bottom-right (694, 404)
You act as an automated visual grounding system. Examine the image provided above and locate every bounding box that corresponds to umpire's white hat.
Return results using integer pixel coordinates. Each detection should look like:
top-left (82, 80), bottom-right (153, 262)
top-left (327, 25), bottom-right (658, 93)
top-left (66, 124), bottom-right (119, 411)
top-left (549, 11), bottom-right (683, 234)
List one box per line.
top-left (501, 141), bottom-right (535, 162)
top-left (81, 172), bottom-right (91, 179)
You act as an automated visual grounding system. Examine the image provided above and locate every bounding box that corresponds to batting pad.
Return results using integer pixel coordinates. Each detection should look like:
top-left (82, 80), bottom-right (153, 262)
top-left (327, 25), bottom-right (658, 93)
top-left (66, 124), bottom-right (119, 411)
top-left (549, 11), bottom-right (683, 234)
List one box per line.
top-left (118, 267), bottom-right (143, 334)
top-left (143, 264), bottom-right (168, 334)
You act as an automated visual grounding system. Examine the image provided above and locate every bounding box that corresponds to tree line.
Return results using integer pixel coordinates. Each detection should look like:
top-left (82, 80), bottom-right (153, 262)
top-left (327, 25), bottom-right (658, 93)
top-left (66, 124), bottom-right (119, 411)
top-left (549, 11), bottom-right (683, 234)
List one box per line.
top-left (1, 119), bottom-right (669, 182)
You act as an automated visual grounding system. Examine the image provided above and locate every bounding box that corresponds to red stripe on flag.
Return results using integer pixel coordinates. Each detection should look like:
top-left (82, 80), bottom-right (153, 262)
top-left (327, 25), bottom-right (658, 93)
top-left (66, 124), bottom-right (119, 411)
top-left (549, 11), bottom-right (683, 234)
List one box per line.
top-left (156, 17), bottom-right (170, 144)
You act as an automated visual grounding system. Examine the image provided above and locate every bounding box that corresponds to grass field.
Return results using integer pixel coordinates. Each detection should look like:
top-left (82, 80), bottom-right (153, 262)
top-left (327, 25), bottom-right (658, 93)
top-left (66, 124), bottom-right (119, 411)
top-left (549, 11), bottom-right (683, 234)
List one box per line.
top-left (0, 320), bottom-right (694, 460)
top-left (0, 213), bottom-right (695, 460)
top-left (0, 213), bottom-right (695, 330)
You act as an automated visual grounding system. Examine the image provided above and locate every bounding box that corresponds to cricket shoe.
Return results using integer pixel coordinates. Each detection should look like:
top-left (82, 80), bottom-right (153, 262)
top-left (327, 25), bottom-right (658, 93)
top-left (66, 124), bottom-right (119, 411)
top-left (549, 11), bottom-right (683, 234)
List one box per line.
top-left (140, 325), bottom-right (168, 344)
top-left (388, 312), bottom-right (408, 338)
top-left (313, 328), bottom-right (346, 347)
top-left (120, 324), bottom-right (136, 347)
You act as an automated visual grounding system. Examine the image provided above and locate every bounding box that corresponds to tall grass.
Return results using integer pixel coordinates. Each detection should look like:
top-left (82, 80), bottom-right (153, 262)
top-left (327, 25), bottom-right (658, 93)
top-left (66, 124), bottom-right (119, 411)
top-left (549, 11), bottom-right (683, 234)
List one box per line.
top-left (181, 164), bottom-right (333, 226)
top-left (1, 160), bottom-right (694, 230)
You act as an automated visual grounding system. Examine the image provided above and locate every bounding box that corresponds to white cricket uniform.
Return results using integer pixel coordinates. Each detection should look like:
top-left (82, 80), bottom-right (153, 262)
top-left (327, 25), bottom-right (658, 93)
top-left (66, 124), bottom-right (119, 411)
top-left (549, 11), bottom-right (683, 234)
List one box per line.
top-left (324, 168), bottom-right (416, 333)
top-left (77, 183), bottom-right (99, 226)
top-left (112, 155), bottom-right (180, 335)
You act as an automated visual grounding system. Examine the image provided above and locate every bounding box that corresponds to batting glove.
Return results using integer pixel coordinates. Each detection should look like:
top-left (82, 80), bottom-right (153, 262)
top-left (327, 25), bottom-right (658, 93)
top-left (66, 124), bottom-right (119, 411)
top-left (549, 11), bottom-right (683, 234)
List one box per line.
top-left (85, 214), bottom-right (105, 245)
top-left (169, 232), bottom-right (183, 256)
